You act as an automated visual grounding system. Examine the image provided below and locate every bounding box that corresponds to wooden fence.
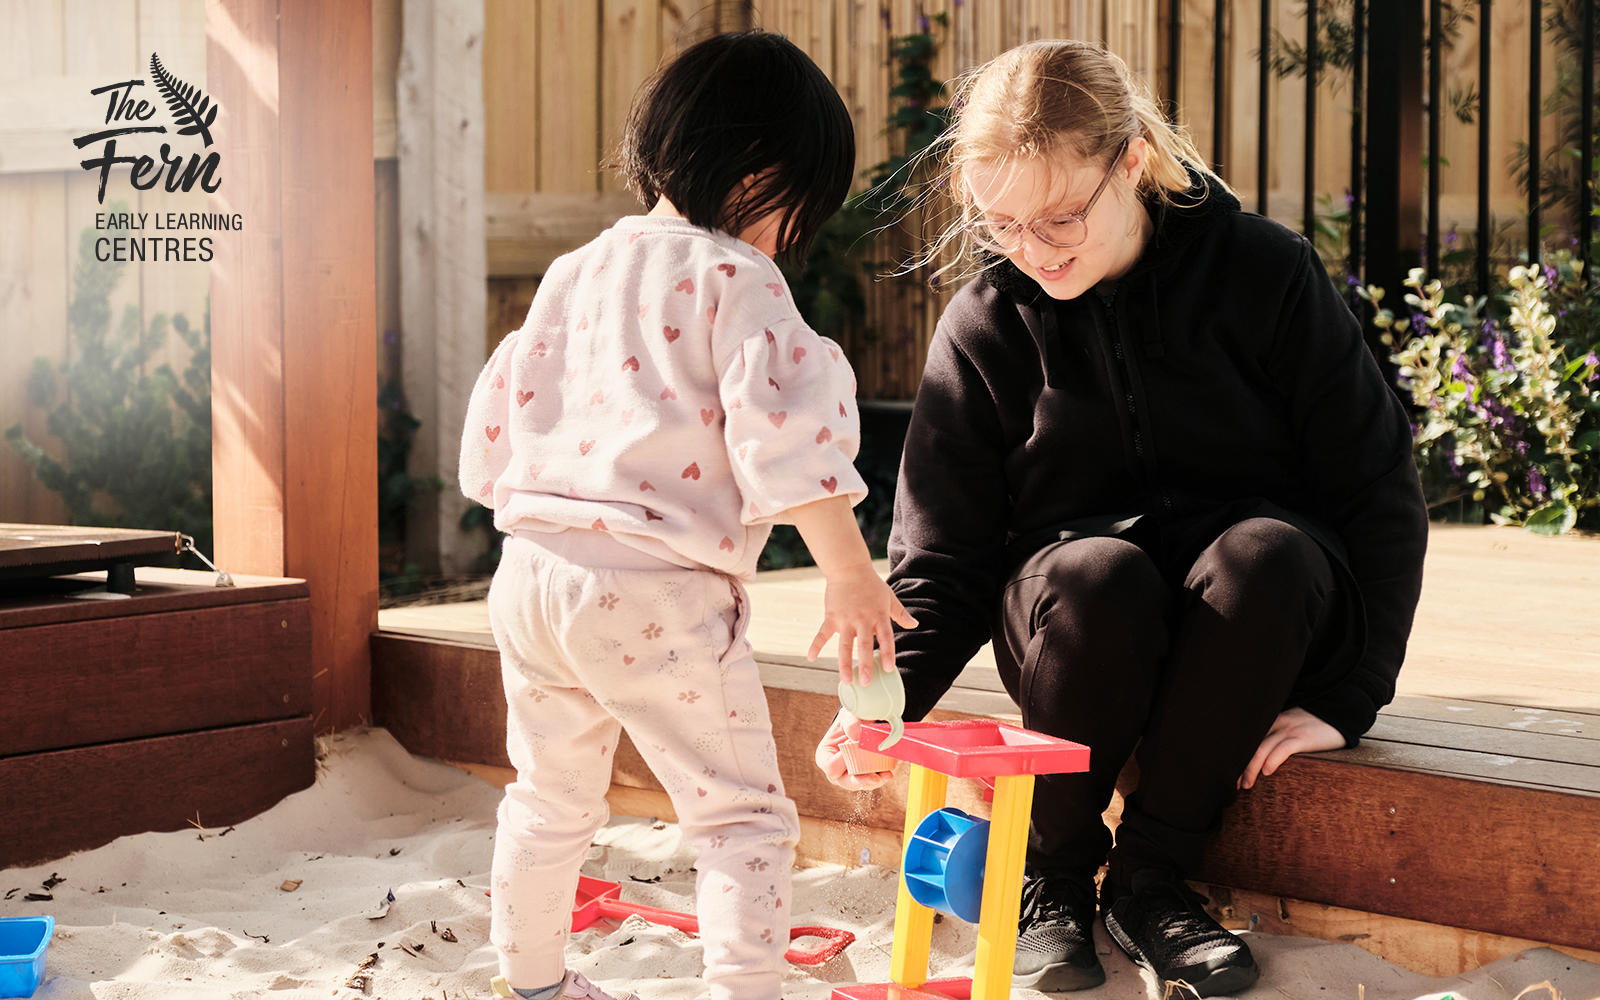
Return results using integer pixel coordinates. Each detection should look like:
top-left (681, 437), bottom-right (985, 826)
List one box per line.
top-left (0, 0), bottom-right (210, 526)
top-left (0, 1), bottom-right (1559, 533)
top-left (475, 0), bottom-right (1549, 400)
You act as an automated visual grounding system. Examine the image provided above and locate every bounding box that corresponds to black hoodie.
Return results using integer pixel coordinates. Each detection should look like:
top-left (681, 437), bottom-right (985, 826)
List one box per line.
top-left (887, 175), bottom-right (1429, 745)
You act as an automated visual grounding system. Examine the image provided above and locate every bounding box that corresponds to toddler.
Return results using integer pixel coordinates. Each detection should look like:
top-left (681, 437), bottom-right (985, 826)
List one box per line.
top-left (459, 31), bottom-right (915, 1000)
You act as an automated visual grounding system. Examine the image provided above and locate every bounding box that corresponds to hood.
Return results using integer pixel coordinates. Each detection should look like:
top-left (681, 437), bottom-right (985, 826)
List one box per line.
top-left (980, 168), bottom-right (1240, 387)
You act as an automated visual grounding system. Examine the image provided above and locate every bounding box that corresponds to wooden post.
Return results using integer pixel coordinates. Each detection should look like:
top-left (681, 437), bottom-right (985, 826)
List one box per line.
top-left (208, 0), bottom-right (379, 733)
top-left (398, 0), bottom-right (486, 578)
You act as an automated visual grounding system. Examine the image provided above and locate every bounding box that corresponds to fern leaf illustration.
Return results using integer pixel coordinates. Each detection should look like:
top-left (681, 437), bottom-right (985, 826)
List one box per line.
top-left (150, 52), bottom-right (219, 147)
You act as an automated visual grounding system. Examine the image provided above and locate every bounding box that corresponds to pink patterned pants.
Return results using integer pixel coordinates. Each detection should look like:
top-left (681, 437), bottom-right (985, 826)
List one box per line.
top-left (487, 530), bottom-right (799, 1000)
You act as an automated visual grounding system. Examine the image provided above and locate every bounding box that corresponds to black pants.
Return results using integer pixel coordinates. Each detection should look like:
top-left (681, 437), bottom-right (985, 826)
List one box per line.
top-left (992, 516), bottom-right (1337, 890)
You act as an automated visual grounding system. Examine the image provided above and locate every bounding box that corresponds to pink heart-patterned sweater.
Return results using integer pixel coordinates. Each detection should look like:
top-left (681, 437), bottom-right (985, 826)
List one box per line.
top-left (459, 215), bottom-right (868, 578)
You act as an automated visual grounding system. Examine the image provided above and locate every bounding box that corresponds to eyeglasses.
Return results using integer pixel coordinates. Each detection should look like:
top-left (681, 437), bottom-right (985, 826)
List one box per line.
top-left (964, 140), bottom-right (1129, 253)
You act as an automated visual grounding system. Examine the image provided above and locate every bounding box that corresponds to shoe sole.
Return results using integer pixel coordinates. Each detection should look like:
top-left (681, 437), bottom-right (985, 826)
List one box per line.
top-left (1103, 912), bottom-right (1259, 998)
top-left (1012, 960), bottom-right (1107, 992)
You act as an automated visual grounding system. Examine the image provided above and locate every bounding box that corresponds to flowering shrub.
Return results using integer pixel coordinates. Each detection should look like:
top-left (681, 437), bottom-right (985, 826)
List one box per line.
top-left (1365, 257), bottom-right (1600, 534)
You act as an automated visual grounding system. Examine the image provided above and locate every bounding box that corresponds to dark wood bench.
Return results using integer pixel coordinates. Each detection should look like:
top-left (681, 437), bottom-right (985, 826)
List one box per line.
top-left (1, 566), bottom-right (315, 869)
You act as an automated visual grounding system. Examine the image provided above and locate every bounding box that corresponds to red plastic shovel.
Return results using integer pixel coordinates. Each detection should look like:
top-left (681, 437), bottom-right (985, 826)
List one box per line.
top-left (571, 874), bottom-right (855, 965)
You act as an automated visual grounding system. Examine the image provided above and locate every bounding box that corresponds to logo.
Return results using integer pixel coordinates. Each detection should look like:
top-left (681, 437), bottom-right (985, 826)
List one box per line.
top-left (75, 53), bottom-right (222, 204)
top-left (76, 53), bottom-right (240, 263)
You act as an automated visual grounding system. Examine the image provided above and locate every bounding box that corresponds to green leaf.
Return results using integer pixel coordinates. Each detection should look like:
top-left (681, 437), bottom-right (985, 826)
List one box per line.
top-left (25, 357), bottom-right (56, 407)
top-left (1523, 499), bottom-right (1577, 535)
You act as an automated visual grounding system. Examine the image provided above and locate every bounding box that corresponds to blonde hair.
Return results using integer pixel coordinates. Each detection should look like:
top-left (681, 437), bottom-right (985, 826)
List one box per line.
top-left (922, 39), bottom-right (1230, 278)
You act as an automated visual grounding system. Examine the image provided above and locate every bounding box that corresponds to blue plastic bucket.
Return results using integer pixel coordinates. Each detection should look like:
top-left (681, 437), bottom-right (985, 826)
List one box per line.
top-left (0, 916), bottom-right (53, 999)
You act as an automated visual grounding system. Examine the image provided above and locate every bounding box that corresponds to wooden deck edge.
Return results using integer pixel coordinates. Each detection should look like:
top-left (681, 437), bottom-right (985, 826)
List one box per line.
top-left (1194, 883), bottom-right (1600, 979)
top-left (374, 630), bottom-right (1600, 957)
top-left (1199, 753), bottom-right (1600, 954)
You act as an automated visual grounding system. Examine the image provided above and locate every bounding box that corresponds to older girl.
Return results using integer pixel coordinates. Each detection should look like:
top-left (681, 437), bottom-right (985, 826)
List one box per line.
top-left (816, 39), bottom-right (1427, 997)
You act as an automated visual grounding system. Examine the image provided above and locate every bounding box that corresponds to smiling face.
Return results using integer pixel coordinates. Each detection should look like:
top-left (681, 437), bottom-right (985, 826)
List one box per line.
top-left (964, 138), bottom-right (1152, 300)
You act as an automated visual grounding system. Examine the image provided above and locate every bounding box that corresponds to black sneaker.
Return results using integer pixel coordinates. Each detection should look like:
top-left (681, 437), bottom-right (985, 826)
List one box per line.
top-left (1103, 877), bottom-right (1258, 997)
top-left (1012, 872), bottom-right (1105, 991)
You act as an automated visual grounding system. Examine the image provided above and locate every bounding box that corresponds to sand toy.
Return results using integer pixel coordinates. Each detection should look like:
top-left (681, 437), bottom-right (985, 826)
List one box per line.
top-left (837, 652), bottom-right (906, 750)
top-left (830, 720), bottom-right (1091, 1000)
top-left (572, 874), bottom-right (855, 965)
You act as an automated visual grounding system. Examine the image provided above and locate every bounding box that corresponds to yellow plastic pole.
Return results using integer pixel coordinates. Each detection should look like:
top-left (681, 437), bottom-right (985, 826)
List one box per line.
top-left (971, 773), bottom-right (1035, 1000)
top-left (889, 763), bottom-right (948, 988)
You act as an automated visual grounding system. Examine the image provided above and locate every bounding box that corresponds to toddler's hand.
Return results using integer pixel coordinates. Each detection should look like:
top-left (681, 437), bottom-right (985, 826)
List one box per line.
top-left (815, 708), bottom-right (898, 791)
top-left (808, 563), bottom-right (918, 687)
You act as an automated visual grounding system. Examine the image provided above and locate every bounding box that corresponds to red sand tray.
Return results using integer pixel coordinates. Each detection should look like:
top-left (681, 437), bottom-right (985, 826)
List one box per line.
top-left (831, 978), bottom-right (974, 1000)
top-left (857, 720), bottom-right (1089, 778)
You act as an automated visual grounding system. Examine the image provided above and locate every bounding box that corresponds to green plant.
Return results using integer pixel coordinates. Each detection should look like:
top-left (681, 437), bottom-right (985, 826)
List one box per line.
top-left (458, 502), bottom-right (503, 575)
top-left (5, 208), bottom-right (213, 566)
top-left (762, 17), bottom-right (950, 571)
top-left (781, 13), bottom-right (951, 344)
top-left (377, 372), bottom-right (444, 593)
top-left (1368, 256), bottom-right (1600, 533)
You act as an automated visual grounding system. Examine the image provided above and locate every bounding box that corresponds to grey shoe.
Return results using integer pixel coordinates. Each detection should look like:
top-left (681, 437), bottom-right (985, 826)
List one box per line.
top-left (1012, 872), bottom-right (1106, 992)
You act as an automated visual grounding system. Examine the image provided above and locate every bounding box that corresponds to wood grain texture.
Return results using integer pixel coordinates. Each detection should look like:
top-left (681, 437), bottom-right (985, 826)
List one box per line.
top-left (0, 597), bottom-right (310, 756)
top-left (599, 0), bottom-right (659, 195)
top-left (538, 0), bottom-right (600, 193)
top-left (398, 0), bottom-right (486, 578)
top-left (0, 566), bottom-right (306, 628)
top-left (208, 0), bottom-right (287, 577)
top-left (372, 0), bottom-right (400, 159)
top-left (277, 0), bottom-right (379, 732)
top-left (1198, 753), bottom-right (1600, 951)
top-left (369, 632), bottom-right (511, 767)
top-left (1196, 882), bottom-right (1600, 979)
top-left (0, 716), bottom-right (315, 869)
top-left (483, 0), bottom-right (539, 193)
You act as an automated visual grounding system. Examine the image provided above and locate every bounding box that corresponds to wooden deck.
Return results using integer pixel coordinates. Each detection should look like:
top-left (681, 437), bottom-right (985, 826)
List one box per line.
top-left (371, 523), bottom-right (1600, 974)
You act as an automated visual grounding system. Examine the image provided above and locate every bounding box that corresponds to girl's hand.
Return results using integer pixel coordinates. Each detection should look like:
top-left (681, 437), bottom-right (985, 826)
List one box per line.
top-left (811, 563), bottom-right (918, 686)
top-left (815, 708), bottom-right (899, 790)
top-left (1238, 707), bottom-right (1345, 789)
top-left (786, 495), bottom-right (917, 685)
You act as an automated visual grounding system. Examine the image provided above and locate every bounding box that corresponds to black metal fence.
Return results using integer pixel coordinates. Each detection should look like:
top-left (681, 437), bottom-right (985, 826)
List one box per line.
top-left (1164, 0), bottom-right (1596, 326)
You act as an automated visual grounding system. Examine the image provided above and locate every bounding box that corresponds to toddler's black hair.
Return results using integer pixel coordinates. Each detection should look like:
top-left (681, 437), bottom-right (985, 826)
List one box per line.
top-left (616, 31), bottom-right (855, 261)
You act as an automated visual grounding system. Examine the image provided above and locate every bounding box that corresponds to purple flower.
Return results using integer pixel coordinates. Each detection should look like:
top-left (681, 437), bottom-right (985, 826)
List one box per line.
top-left (1514, 439), bottom-right (1530, 456)
top-left (1345, 274), bottom-right (1360, 287)
top-left (1449, 351), bottom-right (1473, 382)
top-left (1472, 396), bottom-right (1517, 432)
top-left (1545, 263), bottom-right (1559, 288)
top-left (1445, 229), bottom-right (1459, 247)
top-left (1528, 466), bottom-right (1547, 497)
top-left (918, 13), bottom-right (930, 32)
top-left (1490, 337), bottom-right (1511, 372)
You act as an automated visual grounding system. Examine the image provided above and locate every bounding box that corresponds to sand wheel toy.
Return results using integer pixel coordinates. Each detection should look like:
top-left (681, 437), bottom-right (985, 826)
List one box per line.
top-left (831, 720), bottom-right (1090, 1000)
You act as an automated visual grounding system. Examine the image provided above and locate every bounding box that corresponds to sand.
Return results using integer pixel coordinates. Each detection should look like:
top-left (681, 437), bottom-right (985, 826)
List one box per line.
top-left (3, 727), bottom-right (1597, 1000)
